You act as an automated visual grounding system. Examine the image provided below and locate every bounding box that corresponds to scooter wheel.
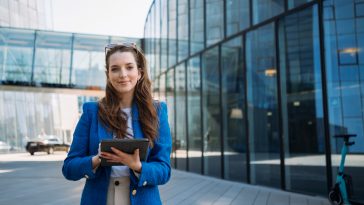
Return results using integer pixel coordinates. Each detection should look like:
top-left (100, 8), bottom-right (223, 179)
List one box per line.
top-left (329, 190), bottom-right (343, 205)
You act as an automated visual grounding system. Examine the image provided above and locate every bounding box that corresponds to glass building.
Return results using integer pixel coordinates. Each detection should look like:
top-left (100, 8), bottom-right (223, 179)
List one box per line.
top-left (144, 0), bottom-right (364, 200)
top-left (0, 26), bottom-right (140, 153)
top-left (0, 0), bottom-right (53, 30)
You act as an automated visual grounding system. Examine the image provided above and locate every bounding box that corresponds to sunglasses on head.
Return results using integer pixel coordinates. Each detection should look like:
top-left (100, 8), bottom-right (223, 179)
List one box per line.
top-left (105, 42), bottom-right (138, 55)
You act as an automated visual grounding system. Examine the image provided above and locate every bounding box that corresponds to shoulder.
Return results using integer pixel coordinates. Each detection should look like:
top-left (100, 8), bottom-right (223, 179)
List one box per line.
top-left (153, 100), bottom-right (167, 114)
top-left (82, 101), bottom-right (99, 113)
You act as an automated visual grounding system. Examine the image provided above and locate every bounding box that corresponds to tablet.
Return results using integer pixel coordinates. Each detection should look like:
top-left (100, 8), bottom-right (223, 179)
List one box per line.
top-left (100, 138), bottom-right (149, 166)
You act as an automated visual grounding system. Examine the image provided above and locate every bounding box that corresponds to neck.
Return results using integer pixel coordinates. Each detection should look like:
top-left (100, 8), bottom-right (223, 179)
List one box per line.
top-left (118, 92), bottom-right (134, 109)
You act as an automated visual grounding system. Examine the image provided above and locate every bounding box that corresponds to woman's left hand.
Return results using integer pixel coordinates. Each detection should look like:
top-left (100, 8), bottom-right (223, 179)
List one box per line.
top-left (100, 148), bottom-right (142, 172)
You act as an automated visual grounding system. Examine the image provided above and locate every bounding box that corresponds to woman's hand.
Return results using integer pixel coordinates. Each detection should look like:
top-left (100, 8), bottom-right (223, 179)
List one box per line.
top-left (100, 148), bottom-right (142, 172)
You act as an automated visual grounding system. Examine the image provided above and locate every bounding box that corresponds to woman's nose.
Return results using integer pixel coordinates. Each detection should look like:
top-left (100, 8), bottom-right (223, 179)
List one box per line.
top-left (119, 68), bottom-right (127, 77)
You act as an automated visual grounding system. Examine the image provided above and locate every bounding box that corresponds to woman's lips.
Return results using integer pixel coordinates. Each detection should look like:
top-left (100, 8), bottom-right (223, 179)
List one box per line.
top-left (118, 81), bottom-right (129, 85)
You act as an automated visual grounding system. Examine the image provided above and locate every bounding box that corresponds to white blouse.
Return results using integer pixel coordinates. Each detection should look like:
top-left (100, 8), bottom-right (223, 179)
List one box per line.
top-left (110, 107), bottom-right (134, 178)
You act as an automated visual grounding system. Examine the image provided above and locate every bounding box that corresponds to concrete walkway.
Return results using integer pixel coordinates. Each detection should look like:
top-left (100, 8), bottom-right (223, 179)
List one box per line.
top-left (160, 169), bottom-right (331, 205)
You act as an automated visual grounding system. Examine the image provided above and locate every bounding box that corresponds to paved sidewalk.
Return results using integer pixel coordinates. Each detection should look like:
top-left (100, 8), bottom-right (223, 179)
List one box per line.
top-left (160, 169), bottom-right (331, 205)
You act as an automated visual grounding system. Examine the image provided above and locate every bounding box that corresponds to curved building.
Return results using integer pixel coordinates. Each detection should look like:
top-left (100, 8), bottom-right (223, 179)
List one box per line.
top-left (144, 0), bottom-right (364, 200)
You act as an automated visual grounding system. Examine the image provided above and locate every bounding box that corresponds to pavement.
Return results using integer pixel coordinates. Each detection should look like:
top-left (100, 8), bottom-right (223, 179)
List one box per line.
top-left (0, 152), bottom-right (331, 205)
top-left (161, 169), bottom-right (330, 205)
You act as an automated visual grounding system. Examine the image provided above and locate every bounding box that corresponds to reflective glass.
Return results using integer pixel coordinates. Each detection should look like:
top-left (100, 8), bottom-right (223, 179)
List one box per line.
top-left (226, 0), bottom-right (250, 37)
top-left (253, 0), bottom-right (284, 24)
top-left (202, 46), bottom-right (221, 178)
top-left (150, 6), bottom-right (156, 81)
top-left (187, 56), bottom-right (202, 174)
top-left (288, 0), bottom-right (312, 9)
top-left (221, 36), bottom-right (246, 182)
top-left (161, 0), bottom-right (168, 72)
top-left (166, 68), bottom-right (176, 167)
top-left (175, 63), bottom-right (187, 170)
top-left (324, 0), bottom-right (364, 200)
top-left (190, 0), bottom-right (204, 55)
top-left (279, 6), bottom-right (326, 195)
top-left (34, 31), bottom-right (72, 85)
top-left (0, 90), bottom-right (96, 154)
top-left (168, 0), bottom-right (177, 67)
top-left (71, 34), bottom-right (108, 89)
top-left (177, 0), bottom-right (189, 61)
top-left (246, 23), bottom-right (280, 187)
top-left (159, 72), bottom-right (166, 102)
top-left (206, 0), bottom-right (224, 46)
top-left (0, 28), bottom-right (35, 83)
top-left (154, 1), bottom-right (161, 80)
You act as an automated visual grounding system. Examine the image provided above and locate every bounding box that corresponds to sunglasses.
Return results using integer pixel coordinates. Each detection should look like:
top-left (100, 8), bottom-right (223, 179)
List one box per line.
top-left (105, 42), bottom-right (138, 55)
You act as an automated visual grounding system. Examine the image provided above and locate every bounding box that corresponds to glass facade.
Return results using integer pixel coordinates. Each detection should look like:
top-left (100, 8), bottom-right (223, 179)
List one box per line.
top-left (0, 0), bottom-right (53, 30)
top-left (324, 0), bottom-right (364, 200)
top-left (246, 23), bottom-right (281, 188)
top-left (0, 27), bottom-right (140, 89)
top-left (145, 0), bottom-right (364, 200)
top-left (0, 89), bottom-right (99, 153)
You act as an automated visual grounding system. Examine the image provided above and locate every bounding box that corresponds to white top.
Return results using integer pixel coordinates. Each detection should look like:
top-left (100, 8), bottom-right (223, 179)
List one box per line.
top-left (110, 107), bottom-right (134, 178)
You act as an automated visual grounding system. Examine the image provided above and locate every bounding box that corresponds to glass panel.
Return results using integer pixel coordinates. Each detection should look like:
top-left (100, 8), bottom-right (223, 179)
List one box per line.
top-left (34, 31), bottom-right (72, 85)
top-left (226, 0), bottom-right (250, 37)
top-left (153, 77), bottom-right (160, 100)
top-left (71, 34), bottom-right (109, 89)
top-left (221, 36), bottom-right (247, 182)
top-left (202, 46), bottom-right (221, 178)
top-left (206, 0), bottom-right (224, 46)
top-left (0, 90), bottom-right (95, 154)
top-left (161, 0), bottom-right (168, 72)
top-left (150, 5), bottom-right (156, 81)
top-left (166, 68), bottom-right (176, 167)
top-left (246, 23), bottom-right (280, 187)
top-left (187, 56), bottom-right (202, 174)
top-left (324, 0), bottom-right (364, 201)
top-left (175, 63), bottom-right (187, 170)
top-left (253, 0), bottom-right (284, 24)
top-left (168, 0), bottom-right (177, 67)
top-left (159, 72), bottom-right (166, 102)
top-left (279, 6), bottom-right (326, 195)
top-left (110, 36), bottom-right (141, 46)
top-left (288, 0), bottom-right (312, 9)
top-left (155, 0), bottom-right (161, 79)
top-left (0, 28), bottom-right (35, 84)
top-left (190, 0), bottom-right (204, 55)
top-left (177, 0), bottom-right (189, 61)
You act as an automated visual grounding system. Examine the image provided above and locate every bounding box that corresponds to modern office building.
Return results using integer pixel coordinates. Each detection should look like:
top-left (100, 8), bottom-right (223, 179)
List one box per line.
top-left (0, 0), bottom-right (53, 30)
top-left (144, 0), bottom-right (364, 200)
top-left (0, 25), bottom-right (140, 152)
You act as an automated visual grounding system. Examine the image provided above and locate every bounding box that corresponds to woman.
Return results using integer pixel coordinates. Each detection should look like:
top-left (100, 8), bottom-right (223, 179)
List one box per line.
top-left (62, 43), bottom-right (172, 205)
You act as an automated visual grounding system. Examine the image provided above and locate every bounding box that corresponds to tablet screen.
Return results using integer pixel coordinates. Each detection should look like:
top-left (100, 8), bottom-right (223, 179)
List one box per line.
top-left (100, 138), bottom-right (149, 166)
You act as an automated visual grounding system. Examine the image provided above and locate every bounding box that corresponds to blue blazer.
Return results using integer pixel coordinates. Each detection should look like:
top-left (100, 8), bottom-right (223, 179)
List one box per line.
top-left (62, 101), bottom-right (172, 205)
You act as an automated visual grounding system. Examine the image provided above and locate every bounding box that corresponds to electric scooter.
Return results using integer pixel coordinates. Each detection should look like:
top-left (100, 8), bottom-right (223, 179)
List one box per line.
top-left (328, 134), bottom-right (363, 205)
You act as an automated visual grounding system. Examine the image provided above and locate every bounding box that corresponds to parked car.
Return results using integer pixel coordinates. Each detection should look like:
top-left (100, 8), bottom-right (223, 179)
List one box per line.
top-left (25, 136), bottom-right (70, 155)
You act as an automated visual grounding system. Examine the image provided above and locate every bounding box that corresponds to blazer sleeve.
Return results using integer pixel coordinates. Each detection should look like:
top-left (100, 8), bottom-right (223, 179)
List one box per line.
top-left (62, 103), bottom-right (98, 181)
top-left (130, 101), bottom-right (172, 187)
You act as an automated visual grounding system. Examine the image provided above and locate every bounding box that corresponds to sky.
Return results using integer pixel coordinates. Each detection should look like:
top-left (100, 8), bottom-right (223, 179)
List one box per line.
top-left (51, 0), bottom-right (153, 38)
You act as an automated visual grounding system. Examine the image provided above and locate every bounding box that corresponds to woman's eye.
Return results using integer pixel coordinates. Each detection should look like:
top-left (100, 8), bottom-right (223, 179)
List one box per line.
top-left (127, 66), bottom-right (134, 70)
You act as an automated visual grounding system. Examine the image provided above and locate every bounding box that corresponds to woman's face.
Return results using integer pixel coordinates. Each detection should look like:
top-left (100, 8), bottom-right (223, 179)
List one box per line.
top-left (107, 51), bottom-right (141, 98)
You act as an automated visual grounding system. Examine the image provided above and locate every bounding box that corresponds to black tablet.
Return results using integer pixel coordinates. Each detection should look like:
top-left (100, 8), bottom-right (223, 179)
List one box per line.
top-left (100, 138), bottom-right (149, 166)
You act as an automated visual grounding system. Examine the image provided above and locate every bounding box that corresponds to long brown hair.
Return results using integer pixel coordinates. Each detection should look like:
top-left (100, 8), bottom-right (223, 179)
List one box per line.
top-left (98, 44), bottom-right (158, 146)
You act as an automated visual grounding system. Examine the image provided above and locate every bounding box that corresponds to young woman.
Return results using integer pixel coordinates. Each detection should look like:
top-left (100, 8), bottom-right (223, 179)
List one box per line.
top-left (62, 43), bottom-right (172, 205)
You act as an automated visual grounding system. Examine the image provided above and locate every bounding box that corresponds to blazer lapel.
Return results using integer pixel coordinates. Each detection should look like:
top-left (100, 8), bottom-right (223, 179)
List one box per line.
top-left (98, 121), bottom-right (113, 142)
top-left (132, 102), bottom-right (144, 139)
